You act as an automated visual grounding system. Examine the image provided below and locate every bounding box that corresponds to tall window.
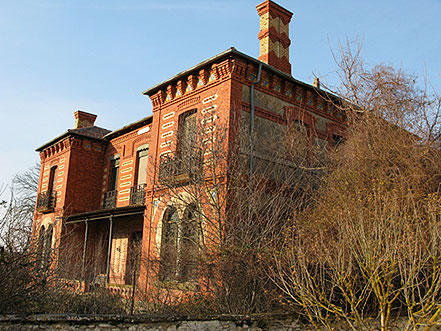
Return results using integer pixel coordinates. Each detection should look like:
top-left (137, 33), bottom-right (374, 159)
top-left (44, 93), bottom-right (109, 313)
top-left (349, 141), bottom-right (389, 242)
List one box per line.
top-left (178, 110), bottom-right (197, 158)
top-left (103, 154), bottom-right (120, 209)
top-left (109, 155), bottom-right (120, 191)
top-left (135, 145), bottom-right (149, 185)
top-left (37, 224), bottom-right (53, 270)
top-left (178, 205), bottom-right (199, 281)
top-left (160, 207), bottom-right (179, 281)
top-left (160, 204), bottom-right (199, 282)
top-left (48, 166), bottom-right (57, 195)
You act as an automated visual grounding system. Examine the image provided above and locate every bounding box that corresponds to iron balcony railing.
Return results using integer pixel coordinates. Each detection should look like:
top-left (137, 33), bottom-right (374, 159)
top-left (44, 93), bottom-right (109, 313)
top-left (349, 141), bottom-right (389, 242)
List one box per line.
top-left (129, 184), bottom-right (146, 205)
top-left (36, 191), bottom-right (56, 213)
top-left (158, 151), bottom-right (202, 185)
top-left (103, 190), bottom-right (117, 209)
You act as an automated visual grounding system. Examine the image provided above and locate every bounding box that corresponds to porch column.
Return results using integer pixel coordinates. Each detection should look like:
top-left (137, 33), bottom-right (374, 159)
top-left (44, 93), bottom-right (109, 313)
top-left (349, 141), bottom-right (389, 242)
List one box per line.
top-left (81, 219), bottom-right (89, 282)
top-left (106, 215), bottom-right (113, 283)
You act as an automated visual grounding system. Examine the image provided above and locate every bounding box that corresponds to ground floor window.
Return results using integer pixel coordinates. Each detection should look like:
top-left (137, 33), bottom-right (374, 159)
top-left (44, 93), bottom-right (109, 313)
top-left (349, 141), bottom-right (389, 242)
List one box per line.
top-left (37, 224), bottom-right (53, 270)
top-left (160, 204), bottom-right (199, 282)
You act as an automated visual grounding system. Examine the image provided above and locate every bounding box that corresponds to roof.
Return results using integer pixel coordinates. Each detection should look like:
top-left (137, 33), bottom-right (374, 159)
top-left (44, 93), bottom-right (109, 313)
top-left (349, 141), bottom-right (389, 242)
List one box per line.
top-left (37, 48), bottom-right (340, 153)
top-left (36, 126), bottom-right (111, 152)
top-left (70, 126), bottom-right (111, 139)
top-left (36, 116), bottom-right (153, 152)
top-left (142, 47), bottom-right (316, 96)
top-left (65, 204), bottom-right (145, 224)
top-left (103, 115), bottom-right (153, 140)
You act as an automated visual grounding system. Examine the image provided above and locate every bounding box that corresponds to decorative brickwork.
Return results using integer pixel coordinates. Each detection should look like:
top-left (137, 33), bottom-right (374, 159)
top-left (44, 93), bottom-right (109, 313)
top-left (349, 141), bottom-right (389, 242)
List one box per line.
top-left (256, 0), bottom-right (293, 74)
top-left (32, 0), bottom-right (348, 295)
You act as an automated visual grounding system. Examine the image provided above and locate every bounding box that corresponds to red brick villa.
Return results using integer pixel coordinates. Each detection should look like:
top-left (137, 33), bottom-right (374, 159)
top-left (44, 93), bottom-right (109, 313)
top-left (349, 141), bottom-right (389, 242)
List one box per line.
top-left (32, 1), bottom-right (346, 296)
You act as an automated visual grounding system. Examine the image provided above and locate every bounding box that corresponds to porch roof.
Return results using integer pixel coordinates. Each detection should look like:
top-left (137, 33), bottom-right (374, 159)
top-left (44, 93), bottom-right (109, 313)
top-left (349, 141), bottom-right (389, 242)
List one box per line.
top-left (64, 205), bottom-right (145, 224)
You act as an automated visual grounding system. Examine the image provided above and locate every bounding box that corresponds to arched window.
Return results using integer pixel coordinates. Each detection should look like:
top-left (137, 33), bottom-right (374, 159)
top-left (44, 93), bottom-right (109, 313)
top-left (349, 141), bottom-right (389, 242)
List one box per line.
top-left (40, 225), bottom-right (53, 269)
top-left (36, 224), bottom-right (53, 270)
top-left (160, 206), bottom-right (179, 281)
top-left (160, 204), bottom-right (199, 282)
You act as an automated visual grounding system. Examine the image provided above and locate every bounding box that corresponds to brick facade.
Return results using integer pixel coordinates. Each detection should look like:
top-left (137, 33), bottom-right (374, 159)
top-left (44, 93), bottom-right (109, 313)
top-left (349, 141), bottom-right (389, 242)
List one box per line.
top-left (32, 0), bottom-right (347, 294)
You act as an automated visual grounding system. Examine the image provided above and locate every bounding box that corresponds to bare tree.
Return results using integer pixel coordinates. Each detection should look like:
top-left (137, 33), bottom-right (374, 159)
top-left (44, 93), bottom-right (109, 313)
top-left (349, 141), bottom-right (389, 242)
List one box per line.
top-left (145, 94), bottom-right (328, 315)
top-left (0, 162), bottom-right (39, 252)
top-left (0, 163), bottom-right (45, 313)
top-left (270, 41), bottom-right (441, 330)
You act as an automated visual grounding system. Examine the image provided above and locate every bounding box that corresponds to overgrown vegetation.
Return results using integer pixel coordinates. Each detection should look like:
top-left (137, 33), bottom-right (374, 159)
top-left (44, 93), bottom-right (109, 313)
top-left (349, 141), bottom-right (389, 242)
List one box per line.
top-left (0, 164), bottom-right (125, 315)
top-left (269, 42), bottom-right (441, 330)
top-left (144, 42), bottom-right (441, 330)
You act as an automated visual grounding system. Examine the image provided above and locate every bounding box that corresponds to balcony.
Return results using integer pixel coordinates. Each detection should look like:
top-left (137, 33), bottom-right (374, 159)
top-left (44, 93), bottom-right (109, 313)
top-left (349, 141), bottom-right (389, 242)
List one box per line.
top-left (129, 184), bottom-right (146, 205)
top-left (158, 151), bottom-right (202, 185)
top-left (36, 191), bottom-right (56, 213)
top-left (103, 190), bottom-right (117, 209)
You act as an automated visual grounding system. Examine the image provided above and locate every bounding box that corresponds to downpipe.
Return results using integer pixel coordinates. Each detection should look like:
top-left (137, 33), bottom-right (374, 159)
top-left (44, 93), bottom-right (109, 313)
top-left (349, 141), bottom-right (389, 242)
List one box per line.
top-left (249, 62), bottom-right (262, 190)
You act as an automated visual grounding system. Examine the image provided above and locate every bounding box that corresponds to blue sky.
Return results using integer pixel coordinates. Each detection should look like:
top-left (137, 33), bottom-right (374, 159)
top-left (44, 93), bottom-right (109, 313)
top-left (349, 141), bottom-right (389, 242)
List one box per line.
top-left (1, 0), bottom-right (440, 189)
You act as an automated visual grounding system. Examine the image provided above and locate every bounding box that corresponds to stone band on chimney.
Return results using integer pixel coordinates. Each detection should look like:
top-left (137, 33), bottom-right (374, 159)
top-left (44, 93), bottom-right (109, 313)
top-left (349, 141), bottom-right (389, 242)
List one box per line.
top-left (256, 0), bottom-right (293, 75)
top-left (74, 110), bottom-right (97, 129)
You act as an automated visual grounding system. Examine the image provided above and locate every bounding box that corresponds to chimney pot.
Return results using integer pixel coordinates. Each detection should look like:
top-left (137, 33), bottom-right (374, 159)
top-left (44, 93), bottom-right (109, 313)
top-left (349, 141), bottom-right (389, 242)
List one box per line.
top-left (74, 110), bottom-right (97, 129)
top-left (313, 78), bottom-right (320, 89)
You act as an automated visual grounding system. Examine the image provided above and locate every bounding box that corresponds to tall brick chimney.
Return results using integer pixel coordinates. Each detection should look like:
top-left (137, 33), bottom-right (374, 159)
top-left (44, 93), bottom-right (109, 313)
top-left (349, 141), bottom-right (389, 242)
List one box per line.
top-left (256, 0), bottom-right (293, 75)
top-left (74, 110), bottom-right (97, 129)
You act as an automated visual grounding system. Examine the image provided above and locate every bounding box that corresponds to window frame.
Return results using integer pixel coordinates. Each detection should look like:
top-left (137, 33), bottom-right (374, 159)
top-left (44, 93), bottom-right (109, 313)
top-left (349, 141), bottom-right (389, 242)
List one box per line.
top-left (48, 166), bottom-right (57, 195)
top-left (177, 109), bottom-right (198, 157)
top-left (159, 204), bottom-right (200, 283)
top-left (108, 154), bottom-right (120, 191)
top-left (134, 144), bottom-right (149, 186)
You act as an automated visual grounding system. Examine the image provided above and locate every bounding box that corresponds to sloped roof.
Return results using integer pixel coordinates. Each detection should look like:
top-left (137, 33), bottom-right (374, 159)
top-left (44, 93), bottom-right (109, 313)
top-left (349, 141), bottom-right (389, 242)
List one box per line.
top-left (142, 47), bottom-right (315, 96)
top-left (36, 125), bottom-right (111, 152)
top-left (68, 126), bottom-right (112, 139)
top-left (103, 115), bottom-right (152, 140)
top-left (36, 115), bottom-right (154, 152)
